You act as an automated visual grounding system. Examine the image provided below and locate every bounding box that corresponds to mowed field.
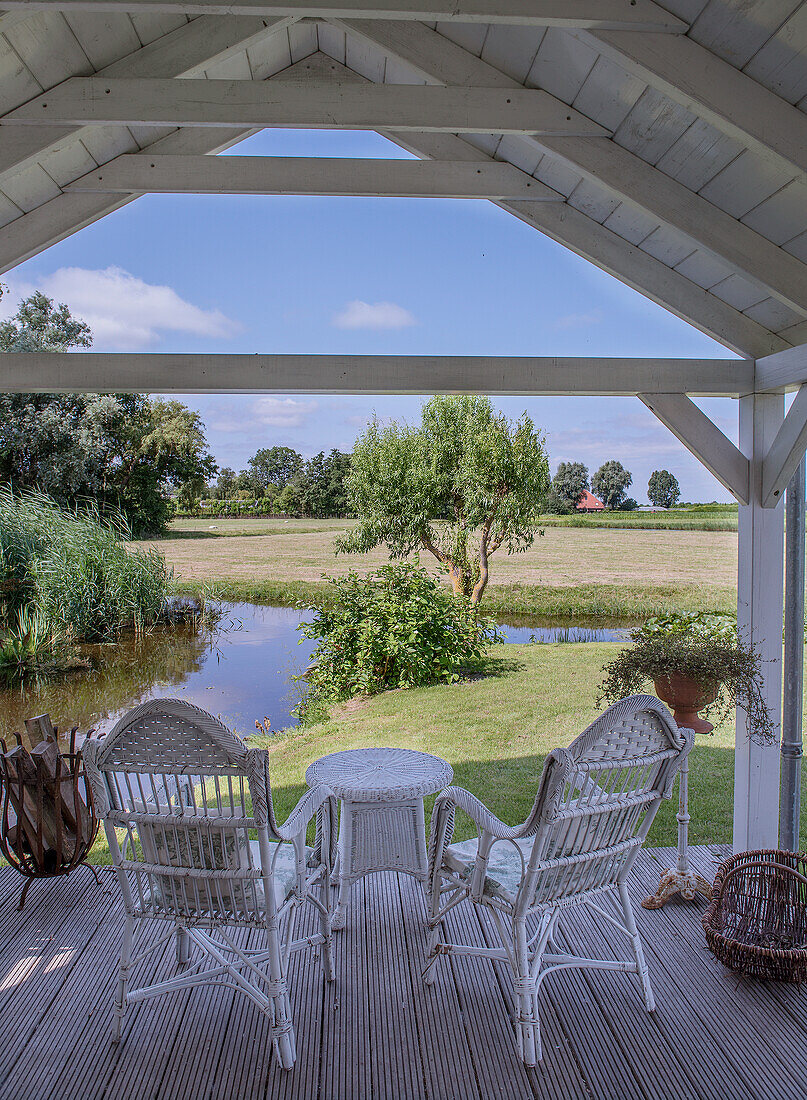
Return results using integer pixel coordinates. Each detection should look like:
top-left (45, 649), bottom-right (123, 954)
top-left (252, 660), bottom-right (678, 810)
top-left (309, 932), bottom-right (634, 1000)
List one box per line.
top-left (136, 517), bottom-right (737, 618)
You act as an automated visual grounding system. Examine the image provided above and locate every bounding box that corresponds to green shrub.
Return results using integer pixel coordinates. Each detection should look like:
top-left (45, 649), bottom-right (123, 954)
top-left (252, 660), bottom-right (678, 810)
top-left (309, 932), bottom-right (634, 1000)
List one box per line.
top-left (297, 562), bottom-right (500, 709)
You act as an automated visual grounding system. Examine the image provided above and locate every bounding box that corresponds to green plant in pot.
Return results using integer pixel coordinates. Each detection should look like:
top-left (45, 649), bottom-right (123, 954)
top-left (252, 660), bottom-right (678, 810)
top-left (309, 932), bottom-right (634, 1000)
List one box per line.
top-left (598, 612), bottom-right (775, 742)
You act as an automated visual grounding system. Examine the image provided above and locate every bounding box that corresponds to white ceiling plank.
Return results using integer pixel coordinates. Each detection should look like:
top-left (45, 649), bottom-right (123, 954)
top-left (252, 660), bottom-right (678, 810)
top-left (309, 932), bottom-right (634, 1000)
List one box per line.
top-left (0, 352), bottom-right (751, 395)
top-left (0, 3), bottom-right (690, 32)
top-left (64, 153), bottom-right (563, 198)
top-left (0, 14), bottom-right (294, 177)
top-left (639, 391), bottom-right (750, 503)
top-left (762, 384), bottom-right (807, 506)
top-left (5, 77), bottom-right (610, 135)
top-left (756, 344), bottom-right (807, 392)
top-left (585, 27), bottom-right (807, 178)
top-left (333, 18), bottom-right (792, 358)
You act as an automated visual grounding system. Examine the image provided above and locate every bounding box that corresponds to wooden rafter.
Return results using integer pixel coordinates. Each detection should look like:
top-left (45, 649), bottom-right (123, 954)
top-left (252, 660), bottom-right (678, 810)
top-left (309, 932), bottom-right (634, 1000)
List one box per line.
top-left (337, 19), bottom-right (807, 319)
top-left (0, 353), bottom-right (750, 396)
top-left (755, 345), bottom-right (807, 394)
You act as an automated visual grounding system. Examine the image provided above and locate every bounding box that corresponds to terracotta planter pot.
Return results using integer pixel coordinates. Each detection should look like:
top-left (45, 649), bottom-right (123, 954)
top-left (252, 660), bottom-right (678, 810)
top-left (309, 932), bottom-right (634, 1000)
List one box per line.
top-left (653, 673), bottom-right (717, 734)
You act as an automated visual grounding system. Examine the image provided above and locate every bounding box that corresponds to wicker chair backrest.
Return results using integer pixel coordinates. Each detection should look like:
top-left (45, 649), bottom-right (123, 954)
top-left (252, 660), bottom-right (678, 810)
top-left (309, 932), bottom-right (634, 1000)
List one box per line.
top-left (84, 699), bottom-right (280, 926)
top-left (519, 695), bottom-right (691, 911)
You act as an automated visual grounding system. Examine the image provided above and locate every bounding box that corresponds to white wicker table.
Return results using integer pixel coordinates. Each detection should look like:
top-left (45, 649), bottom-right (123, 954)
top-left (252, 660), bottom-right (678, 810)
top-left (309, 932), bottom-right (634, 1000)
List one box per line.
top-left (305, 747), bottom-right (453, 929)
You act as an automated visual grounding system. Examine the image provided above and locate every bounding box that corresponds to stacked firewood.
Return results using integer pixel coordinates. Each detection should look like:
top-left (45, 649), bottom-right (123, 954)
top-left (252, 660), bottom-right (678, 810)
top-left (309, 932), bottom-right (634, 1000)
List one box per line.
top-left (0, 715), bottom-right (98, 900)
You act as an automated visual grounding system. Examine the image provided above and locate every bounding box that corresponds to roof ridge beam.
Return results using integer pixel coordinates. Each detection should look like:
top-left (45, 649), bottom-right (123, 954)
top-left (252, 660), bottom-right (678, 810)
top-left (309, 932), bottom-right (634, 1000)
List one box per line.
top-left (0, 2), bottom-right (688, 31)
top-left (639, 393), bottom-right (750, 504)
top-left (0, 353), bottom-right (750, 396)
top-left (582, 28), bottom-right (807, 179)
top-left (5, 77), bottom-right (610, 137)
top-left (0, 14), bottom-right (296, 179)
top-left (334, 18), bottom-right (790, 359)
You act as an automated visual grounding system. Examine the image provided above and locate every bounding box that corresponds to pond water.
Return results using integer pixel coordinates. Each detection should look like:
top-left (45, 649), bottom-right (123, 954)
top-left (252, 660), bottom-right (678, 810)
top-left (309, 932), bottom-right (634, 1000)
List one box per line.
top-left (0, 603), bottom-right (627, 742)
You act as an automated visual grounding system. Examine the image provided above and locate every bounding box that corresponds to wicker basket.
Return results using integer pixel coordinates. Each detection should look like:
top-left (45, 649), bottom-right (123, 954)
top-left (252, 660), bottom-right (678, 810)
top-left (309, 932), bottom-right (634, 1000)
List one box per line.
top-left (702, 849), bottom-right (807, 982)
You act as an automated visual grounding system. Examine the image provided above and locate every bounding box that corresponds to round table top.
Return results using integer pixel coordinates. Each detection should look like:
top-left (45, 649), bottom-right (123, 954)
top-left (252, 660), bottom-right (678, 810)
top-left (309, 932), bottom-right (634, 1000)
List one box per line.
top-left (305, 747), bottom-right (453, 803)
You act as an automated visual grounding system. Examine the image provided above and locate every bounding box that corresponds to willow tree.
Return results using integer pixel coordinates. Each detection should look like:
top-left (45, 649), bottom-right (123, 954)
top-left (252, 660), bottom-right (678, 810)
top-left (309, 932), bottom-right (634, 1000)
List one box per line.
top-left (337, 395), bottom-right (549, 605)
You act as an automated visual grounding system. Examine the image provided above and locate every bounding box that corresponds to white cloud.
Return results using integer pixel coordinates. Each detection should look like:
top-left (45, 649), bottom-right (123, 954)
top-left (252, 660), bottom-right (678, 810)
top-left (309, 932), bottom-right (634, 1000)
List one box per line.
top-left (332, 299), bottom-right (417, 330)
top-left (554, 309), bottom-right (604, 331)
top-left (0, 266), bottom-right (240, 350)
top-left (254, 396), bottom-right (318, 429)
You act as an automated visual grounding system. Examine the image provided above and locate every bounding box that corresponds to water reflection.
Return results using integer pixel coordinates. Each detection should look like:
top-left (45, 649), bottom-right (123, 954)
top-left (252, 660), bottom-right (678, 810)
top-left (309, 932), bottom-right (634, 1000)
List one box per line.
top-left (0, 603), bottom-right (625, 742)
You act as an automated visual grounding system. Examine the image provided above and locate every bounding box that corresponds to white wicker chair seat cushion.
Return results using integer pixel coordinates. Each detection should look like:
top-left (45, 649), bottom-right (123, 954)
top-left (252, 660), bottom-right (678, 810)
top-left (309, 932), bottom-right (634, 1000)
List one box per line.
top-left (444, 837), bottom-right (528, 898)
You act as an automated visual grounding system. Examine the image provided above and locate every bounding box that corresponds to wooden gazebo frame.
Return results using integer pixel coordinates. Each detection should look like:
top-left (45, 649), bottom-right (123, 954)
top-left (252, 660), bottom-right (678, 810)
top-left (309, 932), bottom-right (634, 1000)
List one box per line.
top-left (1, 0), bottom-right (805, 853)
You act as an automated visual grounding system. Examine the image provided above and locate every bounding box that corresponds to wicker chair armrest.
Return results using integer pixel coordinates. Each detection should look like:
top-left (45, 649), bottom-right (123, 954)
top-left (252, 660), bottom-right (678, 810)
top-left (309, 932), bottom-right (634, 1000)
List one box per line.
top-left (427, 786), bottom-right (524, 885)
top-left (273, 784), bottom-right (338, 872)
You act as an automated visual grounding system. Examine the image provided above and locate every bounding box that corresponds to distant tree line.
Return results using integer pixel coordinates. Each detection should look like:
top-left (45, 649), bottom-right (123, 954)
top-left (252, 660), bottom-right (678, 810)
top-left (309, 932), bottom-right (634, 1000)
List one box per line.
top-left (205, 445), bottom-right (352, 518)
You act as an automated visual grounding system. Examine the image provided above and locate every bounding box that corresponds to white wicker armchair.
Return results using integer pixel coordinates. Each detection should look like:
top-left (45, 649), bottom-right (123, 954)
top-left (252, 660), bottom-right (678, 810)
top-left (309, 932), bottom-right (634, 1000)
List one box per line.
top-left (424, 695), bottom-right (693, 1067)
top-left (83, 699), bottom-right (337, 1071)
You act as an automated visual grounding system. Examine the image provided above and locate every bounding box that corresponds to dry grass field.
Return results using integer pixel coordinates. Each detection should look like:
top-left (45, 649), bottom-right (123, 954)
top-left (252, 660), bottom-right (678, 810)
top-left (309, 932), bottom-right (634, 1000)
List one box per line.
top-left (141, 517), bottom-right (737, 590)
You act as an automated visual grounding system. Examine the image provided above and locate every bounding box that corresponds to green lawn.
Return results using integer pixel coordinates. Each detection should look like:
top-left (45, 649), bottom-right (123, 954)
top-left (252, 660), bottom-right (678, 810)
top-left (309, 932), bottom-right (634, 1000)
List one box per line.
top-left (88, 641), bottom-right (805, 864)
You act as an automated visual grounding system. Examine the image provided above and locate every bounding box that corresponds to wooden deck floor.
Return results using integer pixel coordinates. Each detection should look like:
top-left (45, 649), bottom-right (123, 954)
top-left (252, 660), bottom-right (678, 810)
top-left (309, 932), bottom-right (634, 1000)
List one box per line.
top-left (0, 845), bottom-right (804, 1100)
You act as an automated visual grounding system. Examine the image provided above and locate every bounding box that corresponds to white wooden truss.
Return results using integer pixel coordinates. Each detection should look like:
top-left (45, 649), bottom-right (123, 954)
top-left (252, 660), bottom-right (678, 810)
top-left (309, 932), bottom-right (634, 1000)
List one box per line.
top-left (1, 1), bottom-right (806, 849)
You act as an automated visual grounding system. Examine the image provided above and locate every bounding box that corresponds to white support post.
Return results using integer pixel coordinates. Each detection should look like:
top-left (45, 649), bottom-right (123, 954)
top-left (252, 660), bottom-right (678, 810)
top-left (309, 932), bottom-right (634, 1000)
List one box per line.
top-left (734, 392), bottom-right (785, 853)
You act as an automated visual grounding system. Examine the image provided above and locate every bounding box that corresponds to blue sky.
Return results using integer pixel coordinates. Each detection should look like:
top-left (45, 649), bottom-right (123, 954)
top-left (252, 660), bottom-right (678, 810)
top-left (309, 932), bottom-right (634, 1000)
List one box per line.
top-left (1, 128), bottom-right (740, 502)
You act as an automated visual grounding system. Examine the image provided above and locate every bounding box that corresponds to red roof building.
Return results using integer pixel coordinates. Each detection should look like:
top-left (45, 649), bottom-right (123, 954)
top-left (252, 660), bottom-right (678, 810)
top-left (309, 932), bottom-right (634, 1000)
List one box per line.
top-left (576, 490), bottom-right (605, 512)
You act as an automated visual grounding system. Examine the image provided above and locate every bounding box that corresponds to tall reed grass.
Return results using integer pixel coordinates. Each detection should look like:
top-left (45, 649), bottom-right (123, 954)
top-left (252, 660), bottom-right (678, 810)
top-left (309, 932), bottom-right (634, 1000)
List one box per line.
top-left (0, 488), bottom-right (172, 642)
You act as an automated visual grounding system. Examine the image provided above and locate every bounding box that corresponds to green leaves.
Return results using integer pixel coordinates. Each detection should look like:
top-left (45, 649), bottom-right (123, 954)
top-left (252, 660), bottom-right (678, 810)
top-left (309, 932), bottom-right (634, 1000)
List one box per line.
top-left (297, 562), bottom-right (500, 712)
top-left (337, 396), bottom-right (550, 603)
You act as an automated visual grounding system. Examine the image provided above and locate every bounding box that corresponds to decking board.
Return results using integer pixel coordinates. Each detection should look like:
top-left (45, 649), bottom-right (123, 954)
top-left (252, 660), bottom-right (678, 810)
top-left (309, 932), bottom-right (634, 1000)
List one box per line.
top-left (0, 847), bottom-right (804, 1100)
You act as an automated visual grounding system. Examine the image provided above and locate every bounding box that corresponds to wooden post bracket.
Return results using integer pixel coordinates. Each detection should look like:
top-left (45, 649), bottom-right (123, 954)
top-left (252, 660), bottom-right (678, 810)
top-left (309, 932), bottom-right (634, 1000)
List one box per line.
top-left (638, 392), bottom-right (750, 505)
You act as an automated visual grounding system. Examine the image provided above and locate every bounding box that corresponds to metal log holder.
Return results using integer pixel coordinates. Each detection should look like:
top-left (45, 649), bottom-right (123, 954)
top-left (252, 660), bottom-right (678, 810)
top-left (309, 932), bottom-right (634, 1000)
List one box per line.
top-left (0, 714), bottom-right (100, 909)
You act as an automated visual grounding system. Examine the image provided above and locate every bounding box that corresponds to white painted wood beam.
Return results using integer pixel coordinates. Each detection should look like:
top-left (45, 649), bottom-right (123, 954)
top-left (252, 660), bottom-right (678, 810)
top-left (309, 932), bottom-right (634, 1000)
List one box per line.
top-left (586, 29), bottom-right (807, 179)
top-left (64, 153), bottom-right (561, 198)
top-left (338, 19), bottom-right (807, 318)
top-left (761, 386), bottom-right (807, 508)
top-left (0, 2), bottom-right (688, 31)
top-left (735, 392), bottom-right (785, 851)
top-left (5, 78), bottom-right (609, 136)
top-left (0, 14), bottom-right (293, 179)
top-left (0, 353), bottom-right (750, 395)
top-left (754, 345), bottom-right (807, 393)
top-left (535, 133), bottom-right (807, 317)
top-left (639, 392), bottom-right (750, 505)
top-left (336, 20), bottom-right (790, 360)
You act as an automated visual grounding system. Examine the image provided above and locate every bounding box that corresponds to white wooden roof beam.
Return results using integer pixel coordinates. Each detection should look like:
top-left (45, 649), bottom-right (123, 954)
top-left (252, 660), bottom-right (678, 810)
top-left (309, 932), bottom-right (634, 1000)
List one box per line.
top-left (5, 78), bottom-right (609, 136)
top-left (762, 386), bottom-right (807, 508)
top-left (0, 353), bottom-right (749, 395)
top-left (65, 154), bottom-right (562, 198)
top-left (755, 346), bottom-right (807, 393)
top-left (585, 28), bottom-right (807, 179)
top-left (0, 14), bottom-right (295, 178)
top-left (639, 392), bottom-right (749, 504)
top-left (0, 2), bottom-right (688, 31)
top-left (334, 19), bottom-right (791, 359)
top-left (338, 19), bottom-right (807, 319)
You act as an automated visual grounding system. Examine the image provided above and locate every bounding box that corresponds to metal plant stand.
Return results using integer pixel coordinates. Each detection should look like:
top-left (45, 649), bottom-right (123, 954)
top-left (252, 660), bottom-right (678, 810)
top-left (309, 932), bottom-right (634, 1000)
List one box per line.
top-left (642, 751), bottom-right (712, 909)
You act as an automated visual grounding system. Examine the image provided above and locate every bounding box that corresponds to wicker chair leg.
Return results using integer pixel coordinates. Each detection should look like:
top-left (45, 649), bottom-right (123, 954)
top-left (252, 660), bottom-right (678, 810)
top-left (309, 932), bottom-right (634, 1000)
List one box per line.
top-left (113, 915), bottom-right (135, 1043)
top-left (273, 997), bottom-right (296, 1071)
top-left (176, 927), bottom-right (190, 966)
top-left (514, 920), bottom-right (539, 1067)
top-left (319, 876), bottom-right (334, 983)
top-left (619, 882), bottom-right (655, 1012)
